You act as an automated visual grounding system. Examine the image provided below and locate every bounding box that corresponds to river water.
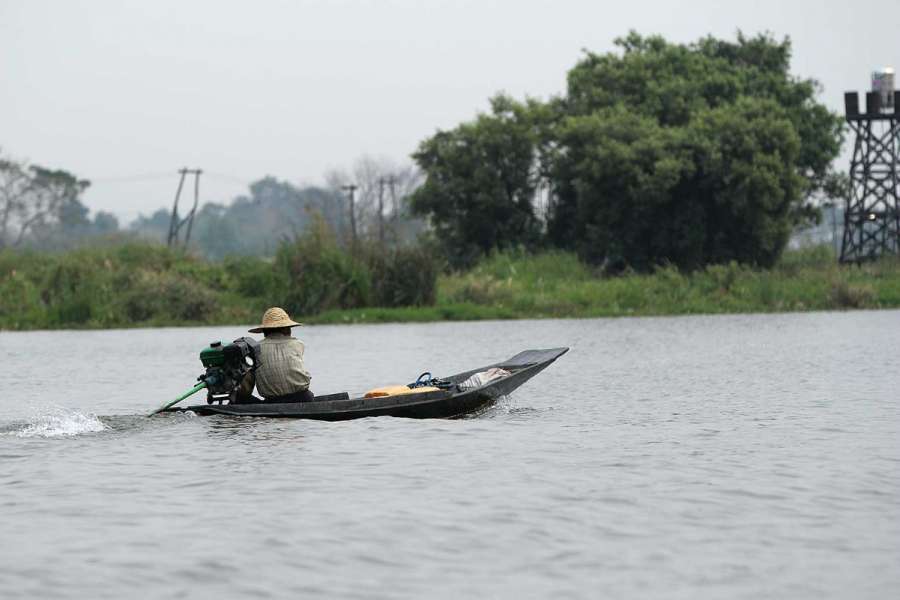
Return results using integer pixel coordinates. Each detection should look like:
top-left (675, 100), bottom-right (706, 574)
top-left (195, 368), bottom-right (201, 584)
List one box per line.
top-left (1, 312), bottom-right (898, 599)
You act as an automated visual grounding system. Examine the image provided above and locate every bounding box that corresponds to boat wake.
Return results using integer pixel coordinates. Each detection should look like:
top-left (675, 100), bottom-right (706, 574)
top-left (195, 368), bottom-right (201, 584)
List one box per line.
top-left (466, 394), bottom-right (520, 418)
top-left (1, 407), bottom-right (109, 438)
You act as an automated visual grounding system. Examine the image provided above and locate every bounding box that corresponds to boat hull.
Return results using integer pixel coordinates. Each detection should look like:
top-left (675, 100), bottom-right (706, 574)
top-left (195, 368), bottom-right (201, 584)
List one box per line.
top-left (171, 347), bottom-right (568, 421)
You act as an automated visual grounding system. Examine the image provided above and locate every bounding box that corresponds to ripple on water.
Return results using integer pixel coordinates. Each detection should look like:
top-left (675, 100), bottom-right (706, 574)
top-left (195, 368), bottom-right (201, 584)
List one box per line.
top-left (1, 315), bottom-right (899, 599)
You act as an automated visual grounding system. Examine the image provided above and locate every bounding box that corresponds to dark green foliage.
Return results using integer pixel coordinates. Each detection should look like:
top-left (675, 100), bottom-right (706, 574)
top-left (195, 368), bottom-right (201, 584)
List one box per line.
top-left (0, 230), bottom-right (441, 329)
top-left (274, 220), bottom-right (373, 316)
top-left (2, 244), bottom-right (899, 329)
top-left (0, 244), bottom-right (232, 328)
top-left (548, 96), bottom-right (805, 270)
top-left (223, 255), bottom-right (281, 299)
top-left (546, 32), bottom-right (843, 270)
top-left (687, 97), bottom-right (803, 267)
top-left (272, 221), bottom-right (440, 314)
top-left (547, 106), bottom-right (696, 269)
top-left (119, 271), bottom-right (219, 322)
top-left (411, 95), bottom-right (542, 267)
top-left (364, 242), bottom-right (439, 307)
top-left (433, 248), bottom-right (893, 319)
top-left (563, 31), bottom-right (842, 193)
top-left (413, 31), bottom-right (844, 271)
top-left (41, 260), bottom-right (100, 325)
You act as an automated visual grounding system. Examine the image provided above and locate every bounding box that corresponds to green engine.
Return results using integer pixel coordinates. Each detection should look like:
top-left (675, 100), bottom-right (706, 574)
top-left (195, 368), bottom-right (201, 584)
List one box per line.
top-left (199, 337), bottom-right (261, 403)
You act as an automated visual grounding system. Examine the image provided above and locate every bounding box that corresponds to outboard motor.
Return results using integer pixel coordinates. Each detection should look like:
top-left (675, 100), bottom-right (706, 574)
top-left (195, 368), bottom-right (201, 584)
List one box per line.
top-left (199, 337), bottom-right (261, 404)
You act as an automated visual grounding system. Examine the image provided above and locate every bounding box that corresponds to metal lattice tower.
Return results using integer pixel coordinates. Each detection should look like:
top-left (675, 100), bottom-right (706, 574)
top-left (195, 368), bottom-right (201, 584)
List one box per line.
top-left (840, 89), bottom-right (900, 263)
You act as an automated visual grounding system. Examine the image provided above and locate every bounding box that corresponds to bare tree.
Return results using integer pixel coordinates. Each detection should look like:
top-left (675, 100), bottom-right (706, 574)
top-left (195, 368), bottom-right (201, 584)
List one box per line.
top-left (0, 151), bottom-right (90, 249)
top-left (324, 155), bottom-right (423, 246)
top-left (386, 163), bottom-right (424, 220)
top-left (0, 156), bottom-right (31, 249)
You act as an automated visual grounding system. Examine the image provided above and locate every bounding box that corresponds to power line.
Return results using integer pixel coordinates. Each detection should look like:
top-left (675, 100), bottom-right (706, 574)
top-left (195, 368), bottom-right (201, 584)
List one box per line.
top-left (203, 171), bottom-right (253, 186)
top-left (89, 171), bottom-right (252, 187)
top-left (89, 172), bottom-right (175, 184)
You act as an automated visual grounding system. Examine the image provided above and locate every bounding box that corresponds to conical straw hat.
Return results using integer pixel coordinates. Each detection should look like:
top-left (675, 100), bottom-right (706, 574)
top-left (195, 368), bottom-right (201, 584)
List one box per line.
top-left (248, 307), bottom-right (303, 333)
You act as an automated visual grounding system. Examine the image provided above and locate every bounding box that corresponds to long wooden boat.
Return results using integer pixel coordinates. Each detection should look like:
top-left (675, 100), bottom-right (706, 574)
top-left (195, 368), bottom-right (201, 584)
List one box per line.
top-left (166, 347), bottom-right (568, 421)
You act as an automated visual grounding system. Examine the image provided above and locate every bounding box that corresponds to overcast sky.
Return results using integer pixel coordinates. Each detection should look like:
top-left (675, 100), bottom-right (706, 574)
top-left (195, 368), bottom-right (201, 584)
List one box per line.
top-left (2, 0), bottom-right (898, 223)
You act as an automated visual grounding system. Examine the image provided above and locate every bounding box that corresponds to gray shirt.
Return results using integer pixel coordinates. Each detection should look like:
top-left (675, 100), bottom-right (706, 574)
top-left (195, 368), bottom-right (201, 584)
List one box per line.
top-left (253, 333), bottom-right (312, 398)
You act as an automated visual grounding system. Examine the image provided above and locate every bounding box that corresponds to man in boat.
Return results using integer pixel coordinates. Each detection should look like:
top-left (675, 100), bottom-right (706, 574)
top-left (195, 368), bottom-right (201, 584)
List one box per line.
top-left (235, 307), bottom-right (314, 403)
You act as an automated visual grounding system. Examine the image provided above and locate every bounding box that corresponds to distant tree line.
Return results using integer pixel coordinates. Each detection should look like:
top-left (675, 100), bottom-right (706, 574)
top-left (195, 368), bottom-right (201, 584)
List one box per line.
top-left (130, 177), bottom-right (347, 258)
top-left (0, 150), bottom-right (426, 259)
top-left (130, 156), bottom-right (426, 259)
top-left (410, 32), bottom-right (845, 271)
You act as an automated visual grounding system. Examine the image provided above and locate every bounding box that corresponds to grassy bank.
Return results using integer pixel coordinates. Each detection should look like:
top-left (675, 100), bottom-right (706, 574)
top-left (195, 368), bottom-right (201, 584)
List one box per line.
top-left (0, 244), bottom-right (263, 329)
top-left (311, 246), bottom-right (900, 324)
top-left (0, 231), bottom-right (436, 330)
top-left (1, 243), bottom-right (899, 331)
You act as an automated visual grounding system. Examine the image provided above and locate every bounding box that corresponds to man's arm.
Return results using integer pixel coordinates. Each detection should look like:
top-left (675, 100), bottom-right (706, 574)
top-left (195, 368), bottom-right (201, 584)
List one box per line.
top-left (231, 371), bottom-right (258, 404)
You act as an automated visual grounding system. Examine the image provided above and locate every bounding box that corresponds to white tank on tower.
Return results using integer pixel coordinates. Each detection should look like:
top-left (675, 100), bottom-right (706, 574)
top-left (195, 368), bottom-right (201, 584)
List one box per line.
top-left (871, 67), bottom-right (895, 111)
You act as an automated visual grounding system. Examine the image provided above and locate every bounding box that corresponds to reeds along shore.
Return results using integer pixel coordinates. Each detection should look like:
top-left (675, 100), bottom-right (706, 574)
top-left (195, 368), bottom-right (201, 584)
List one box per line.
top-left (315, 246), bottom-right (900, 323)
top-left (1, 243), bottom-right (898, 331)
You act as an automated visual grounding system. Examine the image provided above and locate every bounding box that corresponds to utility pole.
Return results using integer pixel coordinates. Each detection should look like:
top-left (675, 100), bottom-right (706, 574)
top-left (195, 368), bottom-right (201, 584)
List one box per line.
top-left (386, 174), bottom-right (397, 219)
top-left (166, 170), bottom-right (187, 247)
top-left (183, 169), bottom-right (202, 247)
top-left (377, 176), bottom-right (397, 245)
top-left (167, 167), bottom-right (202, 249)
top-left (341, 183), bottom-right (358, 250)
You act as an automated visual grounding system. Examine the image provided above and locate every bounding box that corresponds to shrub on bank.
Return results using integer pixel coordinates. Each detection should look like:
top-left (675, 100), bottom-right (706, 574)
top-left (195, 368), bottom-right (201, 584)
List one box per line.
top-left (0, 244), bottom-right (237, 328)
top-left (3, 242), bottom-right (899, 330)
top-left (274, 220), bottom-right (439, 314)
top-left (0, 233), bottom-right (442, 330)
top-left (119, 270), bottom-right (219, 322)
top-left (274, 224), bottom-right (372, 316)
top-left (223, 255), bottom-right (281, 299)
top-left (432, 246), bottom-right (900, 319)
top-left (364, 242), bottom-right (439, 307)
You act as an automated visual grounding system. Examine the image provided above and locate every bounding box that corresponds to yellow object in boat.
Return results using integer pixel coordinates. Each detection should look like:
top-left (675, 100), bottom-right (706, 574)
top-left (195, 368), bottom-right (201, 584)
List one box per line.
top-left (364, 385), bottom-right (440, 398)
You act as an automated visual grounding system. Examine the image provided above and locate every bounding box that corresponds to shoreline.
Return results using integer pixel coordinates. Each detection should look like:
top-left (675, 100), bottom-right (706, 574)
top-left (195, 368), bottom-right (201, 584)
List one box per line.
top-left (2, 304), bottom-right (897, 333)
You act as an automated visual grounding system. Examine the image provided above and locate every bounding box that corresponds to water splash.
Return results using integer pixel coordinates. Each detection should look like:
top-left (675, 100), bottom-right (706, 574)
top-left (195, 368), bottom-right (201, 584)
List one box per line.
top-left (464, 394), bottom-right (517, 419)
top-left (9, 407), bottom-right (108, 438)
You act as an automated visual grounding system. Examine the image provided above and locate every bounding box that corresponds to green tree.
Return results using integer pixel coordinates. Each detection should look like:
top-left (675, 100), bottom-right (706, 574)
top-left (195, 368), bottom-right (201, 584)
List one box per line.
top-left (686, 97), bottom-right (804, 267)
top-left (563, 31), bottom-right (842, 189)
top-left (411, 95), bottom-right (542, 267)
top-left (547, 106), bottom-right (697, 270)
top-left (546, 32), bottom-right (843, 269)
